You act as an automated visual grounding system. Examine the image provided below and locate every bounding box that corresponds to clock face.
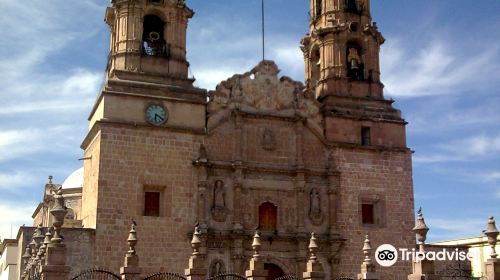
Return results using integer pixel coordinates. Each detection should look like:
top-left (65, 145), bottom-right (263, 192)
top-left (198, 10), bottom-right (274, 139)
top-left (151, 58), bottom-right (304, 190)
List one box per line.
top-left (145, 104), bottom-right (167, 126)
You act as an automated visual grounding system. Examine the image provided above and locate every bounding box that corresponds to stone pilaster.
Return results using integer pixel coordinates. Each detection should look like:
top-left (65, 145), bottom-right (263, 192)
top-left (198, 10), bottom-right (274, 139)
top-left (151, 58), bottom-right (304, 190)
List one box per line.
top-left (303, 233), bottom-right (325, 280)
top-left (246, 231), bottom-right (268, 280)
top-left (485, 260), bottom-right (500, 280)
top-left (185, 226), bottom-right (207, 280)
top-left (295, 173), bottom-right (306, 233)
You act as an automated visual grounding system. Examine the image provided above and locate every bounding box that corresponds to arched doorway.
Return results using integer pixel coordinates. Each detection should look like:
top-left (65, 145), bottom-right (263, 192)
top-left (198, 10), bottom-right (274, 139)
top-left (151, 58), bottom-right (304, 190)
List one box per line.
top-left (264, 263), bottom-right (285, 280)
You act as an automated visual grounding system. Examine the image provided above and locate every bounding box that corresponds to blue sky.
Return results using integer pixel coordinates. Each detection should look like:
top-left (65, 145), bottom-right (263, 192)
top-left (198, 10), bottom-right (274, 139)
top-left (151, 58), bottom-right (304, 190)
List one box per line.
top-left (0, 0), bottom-right (499, 242)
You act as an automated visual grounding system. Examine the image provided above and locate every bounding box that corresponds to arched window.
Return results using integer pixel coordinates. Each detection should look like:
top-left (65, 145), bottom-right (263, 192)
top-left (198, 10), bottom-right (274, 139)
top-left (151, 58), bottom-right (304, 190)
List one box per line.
top-left (346, 42), bottom-right (364, 80)
top-left (315, 0), bottom-right (322, 18)
top-left (310, 48), bottom-right (321, 89)
top-left (346, 0), bottom-right (358, 13)
top-left (259, 202), bottom-right (277, 231)
top-left (142, 14), bottom-right (168, 57)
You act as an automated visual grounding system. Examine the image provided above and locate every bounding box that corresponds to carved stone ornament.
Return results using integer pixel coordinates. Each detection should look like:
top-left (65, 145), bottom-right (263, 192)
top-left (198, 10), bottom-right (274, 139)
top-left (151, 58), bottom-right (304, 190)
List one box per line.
top-left (261, 128), bottom-right (277, 151)
top-left (207, 60), bottom-right (322, 132)
top-left (309, 188), bottom-right (324, 226)
top-left (211, 180), bottom-right (228, 222)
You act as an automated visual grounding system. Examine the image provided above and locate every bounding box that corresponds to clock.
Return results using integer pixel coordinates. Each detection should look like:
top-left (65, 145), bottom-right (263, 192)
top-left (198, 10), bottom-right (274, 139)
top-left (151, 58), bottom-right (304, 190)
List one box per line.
top-left (145, 104), bottom-right (167, 126)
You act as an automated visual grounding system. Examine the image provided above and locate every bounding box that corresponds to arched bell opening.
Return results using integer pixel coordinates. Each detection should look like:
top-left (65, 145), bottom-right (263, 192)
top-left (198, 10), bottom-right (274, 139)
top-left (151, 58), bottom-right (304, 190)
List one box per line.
top-left (310, 47), bottom-right (321, 89)
top-left (142, 14), bottom-right (169, 57)
top-left (346, 41), bottom-right (364, 80)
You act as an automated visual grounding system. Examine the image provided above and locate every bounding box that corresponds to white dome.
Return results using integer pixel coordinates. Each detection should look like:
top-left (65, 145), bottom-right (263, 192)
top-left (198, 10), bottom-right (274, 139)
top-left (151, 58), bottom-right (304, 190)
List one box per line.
top-left (62, 167), bottom-right (84, 189)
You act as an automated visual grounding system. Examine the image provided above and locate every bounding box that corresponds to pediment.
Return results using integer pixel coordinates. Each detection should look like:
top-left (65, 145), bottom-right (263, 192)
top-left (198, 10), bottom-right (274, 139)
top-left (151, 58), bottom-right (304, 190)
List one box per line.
top-left (207, 61), bottom-right (322, 132)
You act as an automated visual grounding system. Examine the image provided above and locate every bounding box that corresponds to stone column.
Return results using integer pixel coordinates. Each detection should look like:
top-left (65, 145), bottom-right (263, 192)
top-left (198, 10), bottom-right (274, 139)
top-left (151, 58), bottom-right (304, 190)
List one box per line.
top-left (233, 182), bottom-right (243, 231)
top-left (408, 208), bottom-right (437, 280)
top-left (484, 217), bottom-right (500, 280)
top-left (327, 151), bottom-right (340, 237)
top-left (185, 226), bottom-right (207, 280)
top-left (41, 188), bottom-right (70, 280)
top-left (194, 145), bottom-right (209, 231)
top-left (357, 235), bottom-right (379, 280)
top-left (295, 172), bottom-right (306, 233)
top-left (120, 222), bottom-right (142, 280)
top-left (246, 231), bottom-right (268, 280)
top-left (295, 120), bottom-right (304, 169)
top-left (303, 233), bottom-right (325, 280)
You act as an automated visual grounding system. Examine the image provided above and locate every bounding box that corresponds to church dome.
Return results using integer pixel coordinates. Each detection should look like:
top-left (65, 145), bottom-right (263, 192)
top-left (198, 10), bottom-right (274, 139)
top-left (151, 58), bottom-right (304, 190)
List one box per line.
top-left (62, 167), bottom-right (84, 189)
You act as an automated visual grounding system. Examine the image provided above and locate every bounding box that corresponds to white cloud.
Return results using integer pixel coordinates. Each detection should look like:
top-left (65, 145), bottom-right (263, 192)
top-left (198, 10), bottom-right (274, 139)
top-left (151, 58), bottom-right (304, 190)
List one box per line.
top-left (0, 129), bottom-right (45, 162)
top-left (414, 134), bottom-right (500, 164)
top-left (429, 217), bottom-right (486, 241)
top-left (0, 171), bottom-right (37, 190)
top-left (0, 201), bottom-right (37, 241)
top-left (0, 125), bottom-right (82, 164)
top-left (382, 39), bottom-right (500, 98)
top-left (486, 172), bottom-right (500, 182)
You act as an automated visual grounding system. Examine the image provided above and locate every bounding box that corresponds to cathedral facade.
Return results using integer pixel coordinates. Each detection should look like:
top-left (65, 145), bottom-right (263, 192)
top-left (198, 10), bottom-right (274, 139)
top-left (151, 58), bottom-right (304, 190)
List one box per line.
top-left (20, 0), bottom-right (416, 279)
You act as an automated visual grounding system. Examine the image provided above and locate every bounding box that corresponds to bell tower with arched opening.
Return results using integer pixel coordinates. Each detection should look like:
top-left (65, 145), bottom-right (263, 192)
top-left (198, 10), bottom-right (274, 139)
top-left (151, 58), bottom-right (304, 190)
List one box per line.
top-left (104, 0), bottom-right (196, 86)
top-left (301, 0), bottom-right (407, 148)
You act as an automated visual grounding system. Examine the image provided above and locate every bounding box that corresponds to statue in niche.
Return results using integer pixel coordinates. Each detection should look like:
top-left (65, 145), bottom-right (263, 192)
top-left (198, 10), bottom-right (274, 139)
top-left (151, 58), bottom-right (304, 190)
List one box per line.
top-left (211, 180), bottom-right (228, 222)
top-left (213, 180), bottom-right (225, 209)
top-left (309, 188), bottom-right (324, 225)
top-left (210, 260), bottom-right (225, 277)
top-left (262, 128), bottom-right (277, 151)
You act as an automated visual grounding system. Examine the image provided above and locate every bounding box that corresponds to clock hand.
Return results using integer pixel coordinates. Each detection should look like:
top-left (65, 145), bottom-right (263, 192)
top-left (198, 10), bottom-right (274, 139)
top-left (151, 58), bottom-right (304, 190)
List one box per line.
top-left (154, 114), bottom-right (164, 122)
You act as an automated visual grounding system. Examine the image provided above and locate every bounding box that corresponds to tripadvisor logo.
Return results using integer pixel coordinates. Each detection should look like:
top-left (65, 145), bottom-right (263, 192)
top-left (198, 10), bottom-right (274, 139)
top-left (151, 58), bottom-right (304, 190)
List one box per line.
top-left (375, 244), bottom-right (398, 267)
top-left (374, 244), bottom-right (475, 267)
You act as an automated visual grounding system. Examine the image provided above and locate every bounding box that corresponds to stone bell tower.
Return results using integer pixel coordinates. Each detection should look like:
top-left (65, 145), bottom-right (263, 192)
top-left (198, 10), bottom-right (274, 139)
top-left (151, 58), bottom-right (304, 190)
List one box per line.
top-left (301, 0), bottom-right (406, 148)
top-left (81, 0), bottom-right (206, 247)
top-left (104, 0), bottom-right (195, 87)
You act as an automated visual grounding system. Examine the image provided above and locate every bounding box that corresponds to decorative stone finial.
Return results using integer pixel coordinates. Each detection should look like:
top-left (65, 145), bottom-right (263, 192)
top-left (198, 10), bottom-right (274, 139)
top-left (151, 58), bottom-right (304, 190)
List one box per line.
top-left (362, 235), bottom-right (373, 266)
top-left (22, 245), bottom-right (32, 265)
top-left (191, 225), bottom-right (202, 256)
top-left (252, 230), bottom-right (262, 260)
top-left (50, 187), bottom-right (67, 244)
top-left (127, 221), bottom-right (138, 255)
top-left (33, 225), bottom-right (45, 248)
top-left (484, 216), bottom-right (499, 259)
top-left (29, 238), bottom-right (37, 260)
top-left (413, 207), bottom-right (429, 252)
top-left (48, 175), bottom-right (53, 184)
top-left (308, 232), bottom-right (319, 261)
top-left (39, 229), bottom-right (52, 261)
top-left (358, 234), bottom-right (378, 279)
